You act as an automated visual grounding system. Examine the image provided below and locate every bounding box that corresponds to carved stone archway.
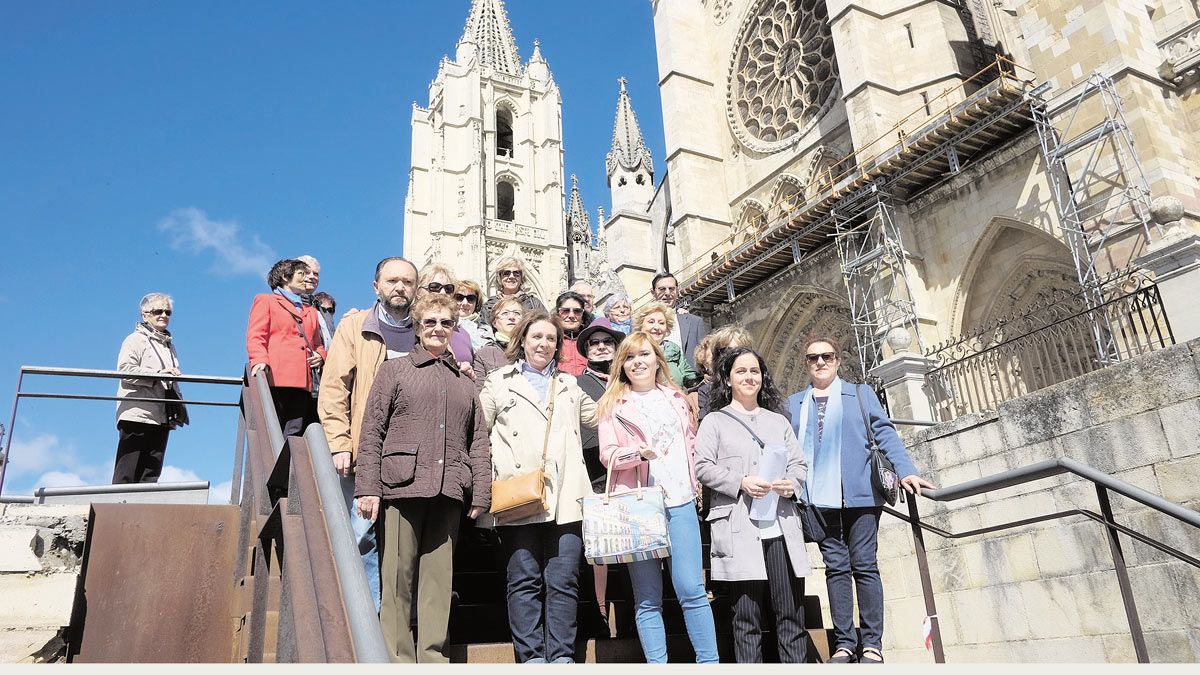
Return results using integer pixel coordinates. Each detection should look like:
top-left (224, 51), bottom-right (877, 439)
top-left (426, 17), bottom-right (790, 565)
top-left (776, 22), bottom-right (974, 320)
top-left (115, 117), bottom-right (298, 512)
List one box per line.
top-left (760, 285), bottom-right (861, 394)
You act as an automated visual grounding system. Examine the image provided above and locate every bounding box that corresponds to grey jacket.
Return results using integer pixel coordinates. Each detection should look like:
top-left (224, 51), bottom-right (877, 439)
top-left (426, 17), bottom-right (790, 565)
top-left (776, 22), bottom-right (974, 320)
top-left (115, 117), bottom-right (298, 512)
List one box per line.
top-left (116, 323), bottom-right (189, 428)
top-left (675, 311), bottom-right (708, 367)
top-left (694, 406), bottom-right (810, 582)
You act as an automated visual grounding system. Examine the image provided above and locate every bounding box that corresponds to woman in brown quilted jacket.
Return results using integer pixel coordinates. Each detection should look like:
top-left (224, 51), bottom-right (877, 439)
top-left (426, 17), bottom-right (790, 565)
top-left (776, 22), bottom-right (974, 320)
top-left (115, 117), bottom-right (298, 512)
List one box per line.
top-left (355, 292), bottom-right (492, 663)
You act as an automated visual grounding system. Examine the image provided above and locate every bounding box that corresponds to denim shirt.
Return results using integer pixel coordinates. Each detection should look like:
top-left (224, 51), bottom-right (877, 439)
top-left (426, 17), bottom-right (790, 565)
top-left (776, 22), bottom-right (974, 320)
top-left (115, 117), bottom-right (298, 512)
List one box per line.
top-left (518, 359), bottom-right (555, 404)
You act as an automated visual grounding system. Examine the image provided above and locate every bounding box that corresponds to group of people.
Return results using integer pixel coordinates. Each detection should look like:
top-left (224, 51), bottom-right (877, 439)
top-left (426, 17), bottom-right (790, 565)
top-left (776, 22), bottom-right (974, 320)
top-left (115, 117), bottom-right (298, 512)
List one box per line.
top-left (113, 254), bottom-right (934, 665)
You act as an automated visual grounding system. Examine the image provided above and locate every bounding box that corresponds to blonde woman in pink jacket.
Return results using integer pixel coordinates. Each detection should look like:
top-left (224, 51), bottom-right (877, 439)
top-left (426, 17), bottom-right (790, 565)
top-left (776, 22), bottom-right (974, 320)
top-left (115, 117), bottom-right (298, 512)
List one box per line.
top-left (596, 331), bottom-right (718, 663)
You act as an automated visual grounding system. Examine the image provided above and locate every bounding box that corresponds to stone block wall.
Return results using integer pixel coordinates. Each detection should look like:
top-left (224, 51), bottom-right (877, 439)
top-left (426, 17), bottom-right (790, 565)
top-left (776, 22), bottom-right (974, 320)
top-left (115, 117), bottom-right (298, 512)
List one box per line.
top-left (803, 337), bottom-right (1200, 662)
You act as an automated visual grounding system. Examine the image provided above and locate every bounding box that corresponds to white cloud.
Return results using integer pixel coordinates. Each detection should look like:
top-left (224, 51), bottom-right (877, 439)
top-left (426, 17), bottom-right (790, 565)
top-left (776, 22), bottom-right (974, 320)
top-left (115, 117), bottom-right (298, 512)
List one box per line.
top-left (33, 471), bottom-right (88, 489)
top-left (159, 465), bottom-right (203, 483)
top-left (6, 433), bottom-right (63, 476)
top-left (208, 480), bottom-right (234, 505)
top-left (157, 207), bottom-right (276, 277)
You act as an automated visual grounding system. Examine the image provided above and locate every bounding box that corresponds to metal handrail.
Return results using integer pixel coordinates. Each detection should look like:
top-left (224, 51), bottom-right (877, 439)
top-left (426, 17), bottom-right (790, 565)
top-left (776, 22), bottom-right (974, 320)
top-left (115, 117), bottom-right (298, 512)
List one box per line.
top-left (302, 425), bottom-right (390, 662)
top-left (891, 457), bottom-right (1199, 663)
top-left (1, 365), bottom-right (243, 498)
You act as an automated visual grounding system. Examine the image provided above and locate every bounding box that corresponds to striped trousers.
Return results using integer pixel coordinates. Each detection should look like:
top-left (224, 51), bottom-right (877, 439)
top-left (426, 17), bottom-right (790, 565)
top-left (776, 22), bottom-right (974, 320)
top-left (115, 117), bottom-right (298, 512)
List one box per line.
top-left (729, 535), bottom-right (808, 663)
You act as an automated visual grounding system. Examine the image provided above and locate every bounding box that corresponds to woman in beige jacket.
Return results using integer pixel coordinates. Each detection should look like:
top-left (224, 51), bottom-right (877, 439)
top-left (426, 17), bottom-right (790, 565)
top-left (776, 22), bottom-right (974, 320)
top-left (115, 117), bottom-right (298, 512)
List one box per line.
top-left (479, 311), bottom-right (597, 664)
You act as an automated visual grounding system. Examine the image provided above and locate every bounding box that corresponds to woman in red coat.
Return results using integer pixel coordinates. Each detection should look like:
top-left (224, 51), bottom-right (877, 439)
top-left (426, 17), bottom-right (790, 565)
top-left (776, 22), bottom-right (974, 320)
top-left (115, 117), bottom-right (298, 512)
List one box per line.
top-left (247, 258), bottom-right (327, 436)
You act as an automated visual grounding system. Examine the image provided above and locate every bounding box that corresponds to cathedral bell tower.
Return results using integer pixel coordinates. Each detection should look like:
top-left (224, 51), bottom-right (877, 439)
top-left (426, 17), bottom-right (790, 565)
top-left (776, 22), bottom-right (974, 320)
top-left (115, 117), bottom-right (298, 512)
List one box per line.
top-left (403, 0), bottom-right (569, 299)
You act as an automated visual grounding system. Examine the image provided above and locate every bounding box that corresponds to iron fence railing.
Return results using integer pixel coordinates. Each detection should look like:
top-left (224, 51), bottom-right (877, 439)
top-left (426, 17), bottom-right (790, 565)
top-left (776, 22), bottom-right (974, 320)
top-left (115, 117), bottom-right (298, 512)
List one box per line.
top-left (892, 457), bottom-right (1200, 663)
top-left (924, 270), bottom-right (1174, 422)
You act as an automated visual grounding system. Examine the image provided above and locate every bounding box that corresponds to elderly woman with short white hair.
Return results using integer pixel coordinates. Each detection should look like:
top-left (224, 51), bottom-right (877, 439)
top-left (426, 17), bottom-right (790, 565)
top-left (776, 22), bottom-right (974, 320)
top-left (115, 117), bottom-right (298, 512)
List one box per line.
top-left (113, 292), bottom-right (189, 484)
top-left (604, 293), bottom-right (633, 335)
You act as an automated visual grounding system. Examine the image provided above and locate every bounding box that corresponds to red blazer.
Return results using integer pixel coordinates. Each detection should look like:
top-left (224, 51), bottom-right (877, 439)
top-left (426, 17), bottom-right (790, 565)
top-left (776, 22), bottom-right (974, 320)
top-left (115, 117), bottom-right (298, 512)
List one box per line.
top-left (246, 293), bottom-right (327, 390)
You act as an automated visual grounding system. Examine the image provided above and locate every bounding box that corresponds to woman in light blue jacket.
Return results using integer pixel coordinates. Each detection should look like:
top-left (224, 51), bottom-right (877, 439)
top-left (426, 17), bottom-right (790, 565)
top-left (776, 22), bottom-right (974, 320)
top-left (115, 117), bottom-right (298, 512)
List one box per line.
top-left (786, 335), bottom-right (935, 664)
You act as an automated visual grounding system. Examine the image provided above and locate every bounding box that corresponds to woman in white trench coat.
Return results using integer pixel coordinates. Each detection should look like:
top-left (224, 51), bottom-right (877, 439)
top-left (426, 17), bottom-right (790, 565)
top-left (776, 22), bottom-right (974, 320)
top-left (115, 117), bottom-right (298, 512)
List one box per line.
top-left (694, 346), bottom-right (811, 663)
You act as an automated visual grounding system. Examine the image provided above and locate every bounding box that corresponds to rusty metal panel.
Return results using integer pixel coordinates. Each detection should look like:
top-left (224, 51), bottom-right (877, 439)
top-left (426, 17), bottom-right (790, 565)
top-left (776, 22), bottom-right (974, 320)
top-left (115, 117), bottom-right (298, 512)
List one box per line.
top-left (70, 503), bottom-right (239, 663)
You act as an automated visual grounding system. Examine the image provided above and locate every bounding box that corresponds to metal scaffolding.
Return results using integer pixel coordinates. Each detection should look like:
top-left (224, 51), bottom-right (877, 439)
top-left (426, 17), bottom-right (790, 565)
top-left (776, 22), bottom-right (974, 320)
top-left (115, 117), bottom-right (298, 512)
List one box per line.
top-left (1031, 72), bottom-right (1161, 363)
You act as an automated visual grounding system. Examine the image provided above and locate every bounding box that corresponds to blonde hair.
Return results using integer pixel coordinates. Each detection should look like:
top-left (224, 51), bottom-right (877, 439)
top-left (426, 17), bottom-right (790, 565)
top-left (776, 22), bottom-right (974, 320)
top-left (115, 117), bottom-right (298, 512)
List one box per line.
top-left (490, 256), bottom-right (532, 295)
top-left (693, 334), bottom-right (716, 377)
top-left (418, 262), bottom-right (455, 288)
top-left (632, 301), bottom-right (675, 335)
top-left (489, 296), bottom-right (525, 329)
top-left (596, 332), bottom-right (681, 419)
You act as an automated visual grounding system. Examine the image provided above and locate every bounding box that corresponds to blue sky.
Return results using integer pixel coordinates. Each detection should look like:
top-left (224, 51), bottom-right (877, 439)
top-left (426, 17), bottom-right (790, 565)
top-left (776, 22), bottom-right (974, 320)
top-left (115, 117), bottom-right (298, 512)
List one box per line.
top-left (0, 1), bottom-right (665, 499)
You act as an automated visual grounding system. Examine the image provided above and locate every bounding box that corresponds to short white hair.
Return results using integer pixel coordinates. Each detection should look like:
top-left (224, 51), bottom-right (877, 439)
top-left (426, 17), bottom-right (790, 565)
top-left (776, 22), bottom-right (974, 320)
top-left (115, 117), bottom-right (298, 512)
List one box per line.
top-left (296, 255), bottom-right (320, 270)
top-left (140, 293), bottom-right (173, 313)
top-left (570, 279), bottom-right (594, 293)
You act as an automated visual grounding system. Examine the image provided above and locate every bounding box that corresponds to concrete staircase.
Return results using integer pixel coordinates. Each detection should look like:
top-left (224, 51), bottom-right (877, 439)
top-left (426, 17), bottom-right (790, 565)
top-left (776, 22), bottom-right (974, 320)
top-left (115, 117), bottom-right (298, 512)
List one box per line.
top-left (446, 519), bottom-right (833, 663)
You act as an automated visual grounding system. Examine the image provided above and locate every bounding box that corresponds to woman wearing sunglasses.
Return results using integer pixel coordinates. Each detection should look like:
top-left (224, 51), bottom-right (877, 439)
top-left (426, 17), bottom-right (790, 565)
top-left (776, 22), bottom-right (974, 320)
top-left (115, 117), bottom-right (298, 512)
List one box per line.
top-left (554, 290), bottom-right (594, 376)
top-left (113, 292), bottom-right (189, 484)
top-left (355, 292), bottom-right (492, 663)
top-left (480, 256), bottom-right (546, 326)
top-left (452, 279), bottom-right (487, 351)
top-left (785, 335), bottom-right (935, 664)
top-left (416, 263), bottom-right (476, 377)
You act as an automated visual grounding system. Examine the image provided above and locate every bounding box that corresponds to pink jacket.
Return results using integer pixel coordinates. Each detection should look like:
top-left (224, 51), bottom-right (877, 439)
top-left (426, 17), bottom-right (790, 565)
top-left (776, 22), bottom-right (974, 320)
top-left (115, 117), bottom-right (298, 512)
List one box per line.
top-left (597, 384), bottom-right (699, 497)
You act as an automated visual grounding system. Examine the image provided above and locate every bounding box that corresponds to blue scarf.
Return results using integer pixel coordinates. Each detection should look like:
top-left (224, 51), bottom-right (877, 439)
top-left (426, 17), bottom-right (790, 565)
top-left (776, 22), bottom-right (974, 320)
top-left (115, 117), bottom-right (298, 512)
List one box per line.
top-left (794, 376), bottom-right (844, 509)
top-left (274, 288), bottom-right (304, 311)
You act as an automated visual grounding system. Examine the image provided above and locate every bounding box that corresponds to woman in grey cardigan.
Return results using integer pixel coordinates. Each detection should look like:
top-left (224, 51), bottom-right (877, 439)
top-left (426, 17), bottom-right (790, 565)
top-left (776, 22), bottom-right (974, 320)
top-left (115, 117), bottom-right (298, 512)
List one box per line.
top-left (113, 292), bottom-right (189, 484)
top-left (694, 347), bottom-right (810, 663)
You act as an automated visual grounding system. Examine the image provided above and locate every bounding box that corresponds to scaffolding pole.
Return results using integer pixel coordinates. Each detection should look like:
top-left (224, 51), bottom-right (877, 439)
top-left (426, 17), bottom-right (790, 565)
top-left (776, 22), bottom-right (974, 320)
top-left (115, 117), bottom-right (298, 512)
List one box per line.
top-left (832, 181), bottom-right (925, 375)
top-left (1031, 72), bottom-right (1160, 363)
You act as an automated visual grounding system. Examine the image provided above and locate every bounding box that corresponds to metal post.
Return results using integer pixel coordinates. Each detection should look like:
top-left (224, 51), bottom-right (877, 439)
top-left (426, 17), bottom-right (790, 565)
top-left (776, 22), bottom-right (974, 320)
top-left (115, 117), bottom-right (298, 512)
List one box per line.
top-left (1096, 485), bottom-right (1149, 663)
top-left (0, 370), bottom-right (25, 498)
top-left (906, 497), bottom-right (945, 663)
top-left (230, 413), bottom-right (247, 506)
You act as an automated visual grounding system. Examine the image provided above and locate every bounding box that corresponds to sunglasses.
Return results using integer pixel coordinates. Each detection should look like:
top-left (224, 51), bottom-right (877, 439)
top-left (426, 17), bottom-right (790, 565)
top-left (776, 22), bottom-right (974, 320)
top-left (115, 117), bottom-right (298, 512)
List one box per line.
top-left (145, 308), bottom-right (172, 317)
top-left (500, 270), bottom-right (522, 278)
top-left (453, 293), bottom-right (478, 303)
top-left (587, 337), bottom-right (616, 347)
top-left (557, 307), bottom-right (584, 316)
top-left (423, 283), bottom-right (455, 294)
top-left (421, 318), bottom-right (457, 329)
top-left (805, 352), bottom-right (838, 364)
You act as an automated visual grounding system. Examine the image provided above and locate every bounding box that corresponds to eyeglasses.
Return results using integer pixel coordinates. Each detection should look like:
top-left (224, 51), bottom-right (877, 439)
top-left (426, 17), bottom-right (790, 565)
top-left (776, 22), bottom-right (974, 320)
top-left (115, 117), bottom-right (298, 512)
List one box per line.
top-left (423, 283), bottom-right (455, 294)
top-left (453, 293), bottom-right (478, 304)
top-left (500, 270), bottom-right (522, 278)
top-left (145, 309), bottom-right (172, 317)
top-left (805, 352), bottom-right (838, 364)
top-left (557, 307), bottom-right (584, 316)
top-left (587, 337), bottom-right (616, 348)
top-left (421, 318), bottom-right (457, 329)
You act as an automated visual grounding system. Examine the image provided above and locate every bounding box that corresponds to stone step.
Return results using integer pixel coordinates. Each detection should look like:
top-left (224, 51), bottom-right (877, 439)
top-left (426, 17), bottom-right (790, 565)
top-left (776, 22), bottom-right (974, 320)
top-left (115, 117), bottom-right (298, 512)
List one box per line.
top-left (447, 629), bottom-right (834, 663)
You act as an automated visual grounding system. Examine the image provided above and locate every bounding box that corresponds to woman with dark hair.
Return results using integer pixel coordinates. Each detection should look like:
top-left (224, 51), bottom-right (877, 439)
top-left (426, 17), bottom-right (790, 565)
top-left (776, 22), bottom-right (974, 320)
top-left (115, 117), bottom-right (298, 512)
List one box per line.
top-left (554, 290), bottom-right (594, 377)
top-left (695, 347), bottom-right (810, 662)
top-left (479, 311), bottom-right (598, 663)
top-left (247, 258), bottom-right (326, 436)
top-left (786, 335), bottom-right (935, 663)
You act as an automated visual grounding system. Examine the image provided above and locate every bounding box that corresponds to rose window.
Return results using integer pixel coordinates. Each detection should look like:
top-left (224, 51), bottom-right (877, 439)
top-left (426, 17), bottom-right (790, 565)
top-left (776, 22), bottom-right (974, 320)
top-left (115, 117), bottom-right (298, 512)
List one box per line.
top-left (727, 0), bottom-right (839, 152)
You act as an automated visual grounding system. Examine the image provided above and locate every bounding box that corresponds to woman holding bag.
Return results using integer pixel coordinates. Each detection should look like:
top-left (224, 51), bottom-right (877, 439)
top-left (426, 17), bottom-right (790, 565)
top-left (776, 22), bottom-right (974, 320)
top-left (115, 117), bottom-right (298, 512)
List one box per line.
top-left (479, 311), bottom-right (598, 664)
top-left (785, 335), bottom-right (935, 664)
top-left (694, 347), bottom-right (810, 663)
top-left (596, 331), bottom-right (718, 664)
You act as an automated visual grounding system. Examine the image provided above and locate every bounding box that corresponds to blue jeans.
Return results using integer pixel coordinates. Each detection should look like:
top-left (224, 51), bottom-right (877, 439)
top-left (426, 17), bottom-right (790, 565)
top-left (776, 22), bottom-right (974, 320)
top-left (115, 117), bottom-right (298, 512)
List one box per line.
top-left (499, 521), bottom-right (583, 663)
top-left (816, 507), bottom-right (884, 653)
top-left (341, 475), bottom-right (381, 612)
top-left (627, 503), bottom-right (719, 663)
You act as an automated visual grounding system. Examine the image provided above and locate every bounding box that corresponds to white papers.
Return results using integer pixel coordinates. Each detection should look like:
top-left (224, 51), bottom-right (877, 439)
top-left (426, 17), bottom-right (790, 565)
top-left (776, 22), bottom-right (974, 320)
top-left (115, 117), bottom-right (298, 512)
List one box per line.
top-left (749, 443), bottom-right (789, 522)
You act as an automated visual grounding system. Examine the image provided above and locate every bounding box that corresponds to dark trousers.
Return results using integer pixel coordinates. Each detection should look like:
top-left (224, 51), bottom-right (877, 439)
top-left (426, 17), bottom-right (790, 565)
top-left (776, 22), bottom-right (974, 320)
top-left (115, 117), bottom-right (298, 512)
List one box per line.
top-left (730, 536), bottom-right (808, 663)
top-left (499, 521), bottom-right (583, 663)
top-left (271, 386), bottom-right (317, 437)
top-left (112, 420), bottom-right (169, 484)
top-left (817, 507), bottom-right (884, 653)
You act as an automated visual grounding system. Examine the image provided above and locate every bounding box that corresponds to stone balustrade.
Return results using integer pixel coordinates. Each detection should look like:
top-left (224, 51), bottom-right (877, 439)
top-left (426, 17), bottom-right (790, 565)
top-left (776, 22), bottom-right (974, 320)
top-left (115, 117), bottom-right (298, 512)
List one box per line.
top-left (1159, 21), bottom-right (1200, 85)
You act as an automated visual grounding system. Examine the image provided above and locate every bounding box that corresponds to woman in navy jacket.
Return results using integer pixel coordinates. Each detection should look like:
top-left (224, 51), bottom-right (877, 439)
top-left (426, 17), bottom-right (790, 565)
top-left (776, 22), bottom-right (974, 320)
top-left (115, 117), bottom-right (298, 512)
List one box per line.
top-left (786, 335), bottom-right (935, 664)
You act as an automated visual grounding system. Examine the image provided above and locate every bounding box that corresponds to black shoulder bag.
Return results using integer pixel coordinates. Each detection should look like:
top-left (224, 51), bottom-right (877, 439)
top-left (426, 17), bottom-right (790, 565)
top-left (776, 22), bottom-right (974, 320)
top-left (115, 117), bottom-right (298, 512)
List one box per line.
top-left (714, 410), bottom-right (825, 543)
top-left (855, 384), bottom-right (902, 507)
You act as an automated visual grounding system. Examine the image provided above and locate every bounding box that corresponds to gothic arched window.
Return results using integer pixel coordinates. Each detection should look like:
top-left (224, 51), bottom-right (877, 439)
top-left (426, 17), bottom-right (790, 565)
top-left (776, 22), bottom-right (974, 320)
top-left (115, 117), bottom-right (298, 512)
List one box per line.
top-left (497, 180), bottom-right (516, 221)
top-left (497, 108), bottom-right (514, 158)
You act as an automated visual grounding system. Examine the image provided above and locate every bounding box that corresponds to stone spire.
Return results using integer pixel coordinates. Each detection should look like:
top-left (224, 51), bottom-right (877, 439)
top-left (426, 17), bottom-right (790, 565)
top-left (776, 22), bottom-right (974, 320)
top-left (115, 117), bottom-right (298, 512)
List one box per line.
top-left (566, 174), bottom-right (591, 244)
top-left (457, 0), bottom-right (522, 75)
top-left (527, 38), bottom-right (550, 83)
top-left (606, 77), bottom-right (654, 181)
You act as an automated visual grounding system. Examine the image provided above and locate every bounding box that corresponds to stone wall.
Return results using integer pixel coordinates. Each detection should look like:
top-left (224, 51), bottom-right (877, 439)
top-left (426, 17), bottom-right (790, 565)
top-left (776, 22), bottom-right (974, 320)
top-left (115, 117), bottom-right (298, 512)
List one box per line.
top-left (0, 504), bottom-right (88, 663)
top-left (803, 337), bottom-right (1200, 662)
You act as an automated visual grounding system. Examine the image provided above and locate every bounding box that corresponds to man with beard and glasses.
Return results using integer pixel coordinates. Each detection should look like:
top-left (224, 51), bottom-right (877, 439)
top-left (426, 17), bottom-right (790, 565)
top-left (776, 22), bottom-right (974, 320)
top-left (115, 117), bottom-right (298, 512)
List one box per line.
top-left (318, 256), bottom-right (419, 611)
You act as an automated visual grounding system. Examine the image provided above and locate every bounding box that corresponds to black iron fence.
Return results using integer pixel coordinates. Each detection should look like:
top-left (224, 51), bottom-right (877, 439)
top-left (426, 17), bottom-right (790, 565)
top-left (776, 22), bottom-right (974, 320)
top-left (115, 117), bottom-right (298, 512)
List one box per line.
top-left (924, 270), bottom-right (1174, 422)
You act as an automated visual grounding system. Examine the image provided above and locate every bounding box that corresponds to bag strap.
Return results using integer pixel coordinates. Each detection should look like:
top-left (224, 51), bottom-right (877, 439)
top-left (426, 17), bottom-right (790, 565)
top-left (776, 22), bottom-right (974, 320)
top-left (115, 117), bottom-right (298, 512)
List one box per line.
top-left (714, 409), bottom-right (765, 449)
top-left (539, 376), bottom-right (558, 466)
top-left (855, 384), bottom-right (878, 450)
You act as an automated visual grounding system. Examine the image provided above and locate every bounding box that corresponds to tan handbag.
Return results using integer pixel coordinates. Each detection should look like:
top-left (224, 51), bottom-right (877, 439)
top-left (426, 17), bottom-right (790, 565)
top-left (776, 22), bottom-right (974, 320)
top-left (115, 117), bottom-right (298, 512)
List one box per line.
top-left (490, 377), bottom-right (557, 525)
